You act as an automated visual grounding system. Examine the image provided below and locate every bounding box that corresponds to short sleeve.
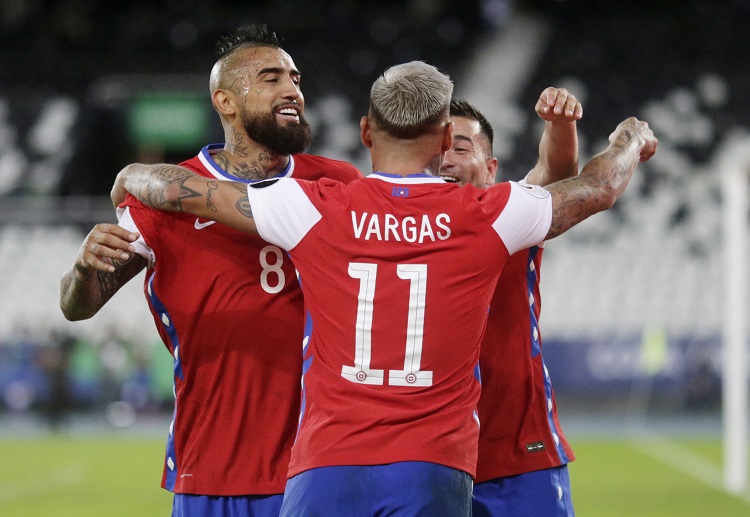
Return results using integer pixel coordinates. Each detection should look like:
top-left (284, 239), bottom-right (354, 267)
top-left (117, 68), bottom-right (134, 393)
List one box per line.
top-left (245, 178), bottom-right (322, 251)
top-left (116, 206), bottom-right (155, 265)
top-left (489, 181), bottom-right (552, 255)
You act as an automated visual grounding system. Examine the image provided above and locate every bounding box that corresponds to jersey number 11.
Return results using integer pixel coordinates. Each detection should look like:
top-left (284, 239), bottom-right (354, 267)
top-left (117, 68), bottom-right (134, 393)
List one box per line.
top-left (341, 262), bottom-right (434, 387)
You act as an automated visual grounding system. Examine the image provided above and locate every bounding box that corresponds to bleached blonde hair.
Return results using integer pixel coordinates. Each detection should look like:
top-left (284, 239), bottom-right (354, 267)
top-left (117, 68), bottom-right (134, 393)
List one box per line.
top-left (369, 61), bottom-right (453, 138)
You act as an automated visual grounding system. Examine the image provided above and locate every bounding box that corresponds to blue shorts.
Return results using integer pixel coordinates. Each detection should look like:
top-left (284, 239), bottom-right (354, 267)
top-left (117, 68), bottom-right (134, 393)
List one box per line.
top-left (472, 465), bottom-right (575, 517)
top-left (171, 493), bottom-right (283, 517)
top-left (280, 462), bottom-right (473, 516)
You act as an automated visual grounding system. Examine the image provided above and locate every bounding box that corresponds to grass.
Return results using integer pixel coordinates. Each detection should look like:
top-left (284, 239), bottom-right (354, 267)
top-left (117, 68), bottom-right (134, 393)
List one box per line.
top-left (0, 435), bottom-right (172, 516)
top-left (0, 433), bottom-right (749, 516)
top-left (570, 438), bottom-right (750, 516)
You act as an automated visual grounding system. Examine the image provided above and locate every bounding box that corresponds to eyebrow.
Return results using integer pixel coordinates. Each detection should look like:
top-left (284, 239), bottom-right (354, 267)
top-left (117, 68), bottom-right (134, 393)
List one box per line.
top-left (452, 135), bottom-right (475, 146)
top-left (257, 66), bottom-right (301, 77)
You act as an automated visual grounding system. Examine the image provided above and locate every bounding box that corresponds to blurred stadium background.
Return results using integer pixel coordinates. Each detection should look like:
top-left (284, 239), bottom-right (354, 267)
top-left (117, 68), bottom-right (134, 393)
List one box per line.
top-left (1, 0), bottom-right (750, 514)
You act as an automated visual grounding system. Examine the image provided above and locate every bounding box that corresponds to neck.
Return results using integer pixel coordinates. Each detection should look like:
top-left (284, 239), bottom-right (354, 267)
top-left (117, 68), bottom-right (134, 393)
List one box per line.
top-left (215, 128), bottom-right (289, 180)
top-left (370, 135), bottom-right (444, 177)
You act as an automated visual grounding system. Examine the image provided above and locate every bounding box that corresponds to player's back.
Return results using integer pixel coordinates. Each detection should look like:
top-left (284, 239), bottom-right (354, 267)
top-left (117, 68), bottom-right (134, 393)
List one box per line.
top-left (247, 172), bottom-right (552, 478)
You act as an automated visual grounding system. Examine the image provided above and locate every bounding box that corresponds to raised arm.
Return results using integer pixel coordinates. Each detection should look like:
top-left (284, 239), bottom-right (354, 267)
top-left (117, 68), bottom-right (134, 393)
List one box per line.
top-left (526, 87), bottom-right (581, 186)
top-left (60, 224), bottom-right (147, 320)
top-left (544, 117), bottom-right (657, 240)
top-left (111, 163), bottom-right (258, 234)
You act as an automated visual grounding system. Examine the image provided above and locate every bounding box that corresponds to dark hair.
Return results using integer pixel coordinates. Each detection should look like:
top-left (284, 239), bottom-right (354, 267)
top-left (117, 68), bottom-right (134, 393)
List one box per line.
top-left (450, 99), bottom-right (494, 149)
top-left (215, 24), bottom-right (283, 58)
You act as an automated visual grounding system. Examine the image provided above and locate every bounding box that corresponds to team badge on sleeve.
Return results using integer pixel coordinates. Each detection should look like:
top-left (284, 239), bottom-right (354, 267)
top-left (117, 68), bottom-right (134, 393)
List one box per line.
top-left (519, 183), bottom-right (551, 199)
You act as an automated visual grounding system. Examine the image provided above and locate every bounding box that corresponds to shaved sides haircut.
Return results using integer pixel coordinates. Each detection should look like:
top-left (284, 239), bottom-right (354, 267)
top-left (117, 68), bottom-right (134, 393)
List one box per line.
top-left (369, 61), bottom-right (453, 139)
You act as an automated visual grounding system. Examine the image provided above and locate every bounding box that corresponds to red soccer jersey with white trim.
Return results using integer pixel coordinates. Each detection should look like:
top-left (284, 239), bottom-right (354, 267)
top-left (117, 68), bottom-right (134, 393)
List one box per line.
top-left (475, 246), bottom-right (575, 483)
top-left (246, 173), bottom-right (553, 478)
top-left (118, 144), bottom-right (361, 496)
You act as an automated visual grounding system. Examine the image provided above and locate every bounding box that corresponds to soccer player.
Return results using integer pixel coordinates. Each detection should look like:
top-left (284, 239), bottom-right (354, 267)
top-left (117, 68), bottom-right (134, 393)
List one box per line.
top-left (59, 25), bottom-right (361, 517)
top-left (440, 92), bottom-right (581, 516)
top-left (110, 61), bottom-right (657, 516)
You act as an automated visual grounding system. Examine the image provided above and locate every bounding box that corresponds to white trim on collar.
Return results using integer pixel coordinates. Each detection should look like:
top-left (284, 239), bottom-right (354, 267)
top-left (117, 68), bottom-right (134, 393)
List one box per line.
top-left (198, 144), bottom-right (296, 182)
top-left (367, 172), bottom-right (446, 184)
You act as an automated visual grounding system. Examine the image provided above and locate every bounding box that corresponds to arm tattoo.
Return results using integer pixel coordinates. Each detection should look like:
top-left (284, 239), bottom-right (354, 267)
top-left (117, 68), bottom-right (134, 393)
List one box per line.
top-left (226, 182), bottom-right (254, 219)
top-left (613, 129), bottom-right (633, 147)
top-left (206, 181), bottom-right (219, 212)
top-left (61, 254), bottom-right (146, 320)
top-left (124, 164), bottom-right (198, 212)
top-left (95, 254), bottom-right (146, 303)
top-left (545, 142), bottom-right (638, 240)
top-left (173, 176), bottom-right (204, 212)
top-left (546, 176), bottom-right (602, 239)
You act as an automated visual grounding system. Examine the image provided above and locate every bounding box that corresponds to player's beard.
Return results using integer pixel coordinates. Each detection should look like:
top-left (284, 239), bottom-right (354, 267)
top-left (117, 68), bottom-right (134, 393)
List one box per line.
top-left (241, 108), bottom-right (312, 156)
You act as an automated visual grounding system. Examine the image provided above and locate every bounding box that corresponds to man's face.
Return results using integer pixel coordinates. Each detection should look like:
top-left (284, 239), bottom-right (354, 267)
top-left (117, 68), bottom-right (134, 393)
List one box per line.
top-left (233, 46), bottom-right (311, 154)
top-left (439, 116), bottom-right (495, 188)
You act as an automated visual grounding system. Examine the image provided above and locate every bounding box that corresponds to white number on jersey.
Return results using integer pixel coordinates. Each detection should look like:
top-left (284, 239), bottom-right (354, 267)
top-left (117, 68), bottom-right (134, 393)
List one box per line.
top-left (341, 262), bottom-right (433, 387)
top-left (260, 245), bottom-right (285, 294)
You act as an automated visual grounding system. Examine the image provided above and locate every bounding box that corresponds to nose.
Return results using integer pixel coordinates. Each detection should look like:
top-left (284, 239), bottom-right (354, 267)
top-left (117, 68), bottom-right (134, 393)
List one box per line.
top-left (440, 150), bottom-right (457, 170)
top-left (281, 77), bottom-right (302, 101)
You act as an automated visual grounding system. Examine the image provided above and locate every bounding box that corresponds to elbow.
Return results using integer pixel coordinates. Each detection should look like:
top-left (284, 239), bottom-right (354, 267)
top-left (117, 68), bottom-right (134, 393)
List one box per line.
top-left (601, 190), bottom-right (618, 211)
top-left (60, 304), bottom-right (94, 322)
top-left (60, 308), bottom-right (82, 322)
top-left (592, 182), bottom-right (619, 212)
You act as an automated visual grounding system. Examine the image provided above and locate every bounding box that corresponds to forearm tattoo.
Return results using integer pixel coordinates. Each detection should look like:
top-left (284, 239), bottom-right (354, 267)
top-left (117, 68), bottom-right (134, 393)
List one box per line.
top-left (95, 254), bottom-right (143, 302)
top-left (61, 254), bottom-right (145, 319)
top-left (611, 129), bottom-right (633, 149)
top-left (206, 181), bottom-right (219, 212)
top-left (545, 135), bottom-right (639, 240)
top-left (125, 163), bottom-right (255, 222)
top-left (546, 175), bottom-right (603, 239)
top-left (227, 181), bottom-right (254, 219)
top-left (125, 164), bottom-right (197, 212)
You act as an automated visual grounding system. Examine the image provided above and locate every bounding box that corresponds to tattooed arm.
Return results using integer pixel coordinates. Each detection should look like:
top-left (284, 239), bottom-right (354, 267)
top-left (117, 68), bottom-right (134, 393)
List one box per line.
top-left (60, 224), bottom-right (147, 320)
top-left (544, 117), bottom-right (657, 240)
top-left (111, 163), bottom-right (258, 234)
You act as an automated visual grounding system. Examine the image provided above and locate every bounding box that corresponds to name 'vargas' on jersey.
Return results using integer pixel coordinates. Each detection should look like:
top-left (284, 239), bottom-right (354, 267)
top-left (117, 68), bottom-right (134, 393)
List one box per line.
top-left (351, 211), bottom-right (451, 242)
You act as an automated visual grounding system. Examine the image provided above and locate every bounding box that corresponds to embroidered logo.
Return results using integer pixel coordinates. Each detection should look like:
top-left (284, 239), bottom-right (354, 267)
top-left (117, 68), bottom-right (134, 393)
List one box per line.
top-left (391, 186), bottom-right (410, 198)
top-left (526, 441), bottom-right (546, 453)
top-left (194, 219), bottom-right (216, 230)
top-left (519, 184), bottom-right (551, 199)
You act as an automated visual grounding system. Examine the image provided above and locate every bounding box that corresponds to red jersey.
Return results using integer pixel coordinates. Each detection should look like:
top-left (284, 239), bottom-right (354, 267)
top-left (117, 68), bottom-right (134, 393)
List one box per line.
top-left (246, 172), bottom-right (553, 478)
top-left (475, 246), bottom-right (575, 482)
top-left (117, 144), bottom-right (361, 496)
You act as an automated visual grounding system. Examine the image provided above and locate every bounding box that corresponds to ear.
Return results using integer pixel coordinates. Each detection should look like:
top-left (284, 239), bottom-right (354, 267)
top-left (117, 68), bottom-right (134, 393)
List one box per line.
top-left (212, 89), bottom-right (236, 117)
top-left (485, 157), bottom-right (499, 186)
top-left (360, 116), bottom-right (373, 149)
top-left (441, 121), bottom-right (453, 154)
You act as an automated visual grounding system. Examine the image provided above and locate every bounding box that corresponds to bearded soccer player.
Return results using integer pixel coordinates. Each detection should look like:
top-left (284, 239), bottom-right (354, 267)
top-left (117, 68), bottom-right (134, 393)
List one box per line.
top-left (59, 25), bottom-right (361, 517)
top-left (440, 91), bottom-right (580, 516)
top-left (110, 61), bottom-right (656, 516)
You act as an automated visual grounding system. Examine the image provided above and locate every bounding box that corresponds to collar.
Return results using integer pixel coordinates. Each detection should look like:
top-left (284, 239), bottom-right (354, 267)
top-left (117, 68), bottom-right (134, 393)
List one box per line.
top-left (198, 144), bottom-right (295, 183)
top-left (367, 171), bottom-right (446, 184)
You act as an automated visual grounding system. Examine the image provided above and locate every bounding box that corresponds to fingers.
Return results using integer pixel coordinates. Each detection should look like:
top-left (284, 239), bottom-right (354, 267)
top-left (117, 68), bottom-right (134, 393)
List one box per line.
top-left (536, 87), bottom-right (583, 122)
top-left (77, 224), bottom-right (140, 274)
top-left (640, 135), bottom-right (658, 162)
top-left (610, 117), bottom-right (658, 162)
